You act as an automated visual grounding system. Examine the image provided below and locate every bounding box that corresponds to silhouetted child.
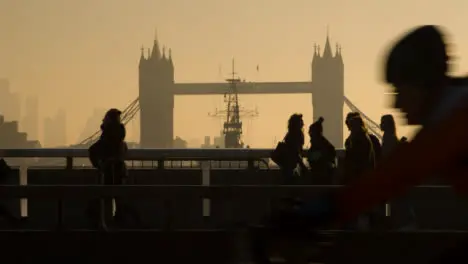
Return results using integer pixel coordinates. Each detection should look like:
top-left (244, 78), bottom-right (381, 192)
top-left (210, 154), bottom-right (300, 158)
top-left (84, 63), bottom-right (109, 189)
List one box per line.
top-left (307, 117), bottom-right (336, 185)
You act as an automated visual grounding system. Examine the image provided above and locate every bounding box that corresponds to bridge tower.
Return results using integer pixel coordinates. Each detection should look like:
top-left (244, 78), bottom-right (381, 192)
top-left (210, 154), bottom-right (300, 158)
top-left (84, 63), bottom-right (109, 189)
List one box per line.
top-left (139, 35), bottom-right (174, 148)
top-left (311, 34), bottom-right (344, 148)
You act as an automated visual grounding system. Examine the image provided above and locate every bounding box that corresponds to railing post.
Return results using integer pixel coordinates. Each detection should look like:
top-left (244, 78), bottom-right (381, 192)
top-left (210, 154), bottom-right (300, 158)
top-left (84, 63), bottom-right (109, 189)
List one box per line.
top-left (201, 161), bottom-right (211, 226)
top-left (19, 163), bottom-right (28, 218)
top-left (57, 156), bottom-right (73, 231)
top-left (247, 159), bottom-right (254, 170)
top-left (66, 157), bottom-right (73, 170)
top-left (158, 159), bottom-right (165, 170)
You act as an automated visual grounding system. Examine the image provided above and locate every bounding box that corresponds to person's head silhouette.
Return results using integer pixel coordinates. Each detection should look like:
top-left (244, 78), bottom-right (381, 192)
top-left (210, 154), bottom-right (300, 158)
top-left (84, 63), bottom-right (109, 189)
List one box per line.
top-left (309, 117), bottom-right (324, 137)
top-left (384, 25), bottom-right (449, 125)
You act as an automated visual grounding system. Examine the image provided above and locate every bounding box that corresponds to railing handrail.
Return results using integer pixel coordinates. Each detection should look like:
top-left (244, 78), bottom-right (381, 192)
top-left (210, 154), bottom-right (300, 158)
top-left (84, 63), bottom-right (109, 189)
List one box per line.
top-left (0, 148), bottom-right (346, 160)
top-left (0, 184), bottom-right (451, 199)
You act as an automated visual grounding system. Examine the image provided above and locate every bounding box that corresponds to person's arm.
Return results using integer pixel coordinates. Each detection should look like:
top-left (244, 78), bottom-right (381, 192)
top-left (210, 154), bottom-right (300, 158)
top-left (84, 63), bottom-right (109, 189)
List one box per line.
top-left (291, 136), bottom-right (307, 169)
top-left (298, 143), bottom-right (309, 171)
top-left (333, 104), bottom-right (468, 225)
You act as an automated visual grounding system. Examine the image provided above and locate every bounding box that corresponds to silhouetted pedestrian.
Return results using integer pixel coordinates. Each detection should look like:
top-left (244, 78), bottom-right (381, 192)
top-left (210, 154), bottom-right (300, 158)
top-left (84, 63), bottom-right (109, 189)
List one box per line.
top-left (344, 114), bottom-right (379, 229)
top-left (307, 117), bottom-right (336, 184)
top-left (88, 108), bottom-right (140, 228)
top-left (344, 113), bottom-right (376, 184)
top-left (271, 114), bottom-right (307, 185)
top-left (379, 114), bottom-right (417, 229)
top-left (380, 114), bottom-right (400, 157)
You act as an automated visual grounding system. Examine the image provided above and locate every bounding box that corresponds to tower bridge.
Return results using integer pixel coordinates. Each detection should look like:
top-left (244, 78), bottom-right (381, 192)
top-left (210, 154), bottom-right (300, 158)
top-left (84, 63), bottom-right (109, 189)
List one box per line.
top-left (139, 33), bottom-right (346, 149)
top-left (79, 34), bottom-right (381, 148)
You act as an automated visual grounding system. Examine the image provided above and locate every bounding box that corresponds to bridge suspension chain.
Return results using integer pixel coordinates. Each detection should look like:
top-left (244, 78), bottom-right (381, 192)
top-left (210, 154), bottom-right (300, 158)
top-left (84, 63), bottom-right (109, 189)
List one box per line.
top-left (343, 96), bottom-right (382, 140)
top-left (76, 97), bottom-right (141, 147)
top-left (75, 96), bottom-right (382, 147)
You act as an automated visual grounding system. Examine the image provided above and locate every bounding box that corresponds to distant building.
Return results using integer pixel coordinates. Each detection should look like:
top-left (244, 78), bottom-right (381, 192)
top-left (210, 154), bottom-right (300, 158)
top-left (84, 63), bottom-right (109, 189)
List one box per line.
top-left (76, 108), bottom-right (106, 143)
top-left (173, 136), bottom-right (188, 148)
top-left (43, 109), bottom-right (67, 147)
top-left (201, 136), bottom-right (211, 148)
top-left (21, 96), bottom-right (39, 141)
top-left (0, 115), bottom-right (40, 148)
top-left (213, 131), bottom-right (225, 148)
top-left (201, 131), bottom-right (225, 148)
top-left (55, 109), bottom-right (66, 145)
top-left (0, 79), bottom-right (21, 122)
top-left (43, 117), bottom-right (53, 146)
top-left (186, 138), bottom-right (201, 148)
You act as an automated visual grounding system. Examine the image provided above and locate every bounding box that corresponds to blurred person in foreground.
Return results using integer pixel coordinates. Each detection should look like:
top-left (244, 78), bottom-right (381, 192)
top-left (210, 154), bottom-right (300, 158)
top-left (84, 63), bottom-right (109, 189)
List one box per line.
top-left (255, 25), bottom-right (468, 261)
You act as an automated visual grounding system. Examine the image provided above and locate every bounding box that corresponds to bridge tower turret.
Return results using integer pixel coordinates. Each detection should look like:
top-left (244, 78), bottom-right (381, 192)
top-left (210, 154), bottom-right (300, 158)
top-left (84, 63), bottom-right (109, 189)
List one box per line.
top-left (139, 33), bottom-right (175, 148)
top-left (311, 33), bottom-right (345, 148)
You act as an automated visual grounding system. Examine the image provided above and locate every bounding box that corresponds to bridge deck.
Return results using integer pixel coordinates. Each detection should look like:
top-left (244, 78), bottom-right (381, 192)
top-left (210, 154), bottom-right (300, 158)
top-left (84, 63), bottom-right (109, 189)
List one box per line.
top-left (173, 82), bottom-right (312, 95)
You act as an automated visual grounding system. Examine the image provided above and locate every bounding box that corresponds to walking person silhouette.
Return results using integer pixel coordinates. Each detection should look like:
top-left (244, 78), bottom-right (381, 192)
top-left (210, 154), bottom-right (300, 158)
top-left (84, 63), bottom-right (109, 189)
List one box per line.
top-left (88, 109), bottom-right (141, 229)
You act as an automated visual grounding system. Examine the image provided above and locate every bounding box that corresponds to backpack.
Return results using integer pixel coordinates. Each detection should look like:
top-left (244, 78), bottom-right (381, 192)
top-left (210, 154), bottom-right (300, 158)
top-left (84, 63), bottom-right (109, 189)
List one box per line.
top-left (271, 141), bottom-right (289, 167)
top-left (88, 140), bottom-right (103, 169)
top-left (271, 141), bottom-right (297, 168)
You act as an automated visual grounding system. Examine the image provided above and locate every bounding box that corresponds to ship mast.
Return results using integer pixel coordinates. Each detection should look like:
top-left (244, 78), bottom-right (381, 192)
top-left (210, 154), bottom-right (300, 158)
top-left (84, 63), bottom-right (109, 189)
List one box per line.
top-left (208, 59), bottom-right (259, 148)
top-left (223, 59), bottom-right (243, 148)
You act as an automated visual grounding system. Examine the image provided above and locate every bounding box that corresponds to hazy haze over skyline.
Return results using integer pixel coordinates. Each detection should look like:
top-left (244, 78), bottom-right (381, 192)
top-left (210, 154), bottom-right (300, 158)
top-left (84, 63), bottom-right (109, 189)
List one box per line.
top-left (1, 0), bottom-right (467, 147)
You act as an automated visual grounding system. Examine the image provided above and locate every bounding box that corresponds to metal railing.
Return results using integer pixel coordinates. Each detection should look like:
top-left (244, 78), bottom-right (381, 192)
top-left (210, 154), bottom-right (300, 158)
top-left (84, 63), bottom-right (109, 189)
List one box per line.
top-left (0, 148), bottom-right (347, 169)
top-left (0, 184), bottom-right (456, 231)
top-left (0, 148), bottom-right (347, 220)
top-left (0, 148), bottom-right (448, 232)
top-left (0, 148), bottom-right (346, 160)
top-left (2, 184), bottom-right (347, 231)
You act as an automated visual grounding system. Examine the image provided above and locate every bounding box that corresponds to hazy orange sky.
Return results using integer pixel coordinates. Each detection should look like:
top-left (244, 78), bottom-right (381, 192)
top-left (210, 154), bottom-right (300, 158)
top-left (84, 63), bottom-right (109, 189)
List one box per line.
top-left (1, 0), bottom-right (467, 147)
